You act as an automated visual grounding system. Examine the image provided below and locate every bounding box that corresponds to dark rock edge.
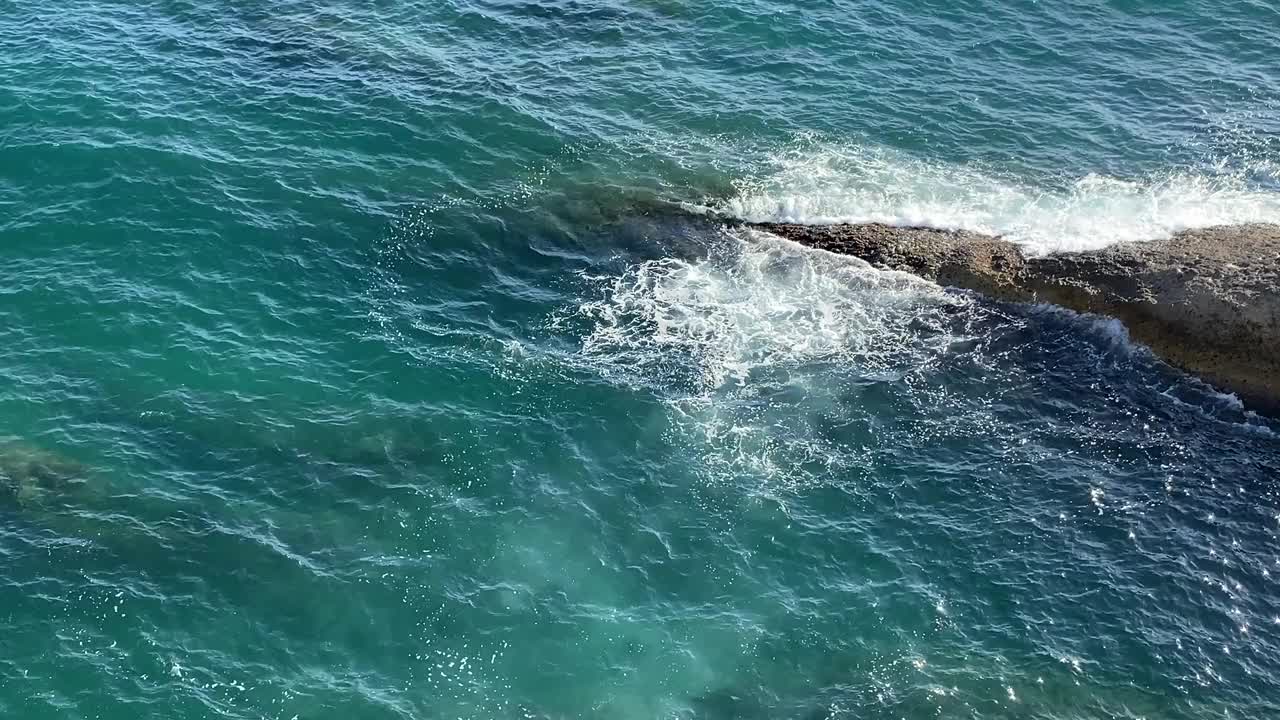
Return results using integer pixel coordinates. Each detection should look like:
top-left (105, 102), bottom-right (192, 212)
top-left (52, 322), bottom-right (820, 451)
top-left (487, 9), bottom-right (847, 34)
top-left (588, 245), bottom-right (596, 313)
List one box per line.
top-left (744, 221), bottom-right (1280, 416)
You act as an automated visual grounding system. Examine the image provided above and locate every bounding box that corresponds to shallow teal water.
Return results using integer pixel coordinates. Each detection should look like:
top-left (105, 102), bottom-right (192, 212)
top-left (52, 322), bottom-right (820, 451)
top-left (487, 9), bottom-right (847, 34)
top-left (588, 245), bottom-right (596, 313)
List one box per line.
top-left (3, 1), bottom-right (1280, 718)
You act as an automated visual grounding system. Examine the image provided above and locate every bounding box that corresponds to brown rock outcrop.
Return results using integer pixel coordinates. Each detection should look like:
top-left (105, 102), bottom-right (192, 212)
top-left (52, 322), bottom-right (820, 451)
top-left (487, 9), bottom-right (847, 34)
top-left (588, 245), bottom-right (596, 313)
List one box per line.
top-left (749, 222), bottom-right (1280, 413)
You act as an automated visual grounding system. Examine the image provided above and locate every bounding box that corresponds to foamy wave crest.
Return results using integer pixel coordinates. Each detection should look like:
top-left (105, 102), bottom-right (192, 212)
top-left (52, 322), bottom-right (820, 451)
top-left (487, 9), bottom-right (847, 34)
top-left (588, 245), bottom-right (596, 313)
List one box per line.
top-left (717, 144), bottom-right (1280, 254)
top-left (570, 229), bottom-right (963, 392)
top-left (562, 229), bottom-right (979, 489)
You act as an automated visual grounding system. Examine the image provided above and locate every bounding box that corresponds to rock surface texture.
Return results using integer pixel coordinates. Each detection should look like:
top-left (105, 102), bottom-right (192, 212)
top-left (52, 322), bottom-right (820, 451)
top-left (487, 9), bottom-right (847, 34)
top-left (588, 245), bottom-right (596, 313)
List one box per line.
top-left (749, 222), bottom-right (1280, 414)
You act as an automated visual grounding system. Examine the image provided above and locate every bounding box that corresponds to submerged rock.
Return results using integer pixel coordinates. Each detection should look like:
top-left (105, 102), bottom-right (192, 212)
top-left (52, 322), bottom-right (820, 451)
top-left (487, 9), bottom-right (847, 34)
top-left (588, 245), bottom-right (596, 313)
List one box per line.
top-left (0, 441), bottom-right (90, 509)
top-left (747, 222), bottom-right (1280, 414)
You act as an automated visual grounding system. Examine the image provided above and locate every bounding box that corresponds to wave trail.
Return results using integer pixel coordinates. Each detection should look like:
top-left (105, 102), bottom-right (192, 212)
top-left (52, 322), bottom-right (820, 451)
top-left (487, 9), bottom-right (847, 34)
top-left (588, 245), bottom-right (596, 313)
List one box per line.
top-left (709, 143), bottom-right (1280, 254)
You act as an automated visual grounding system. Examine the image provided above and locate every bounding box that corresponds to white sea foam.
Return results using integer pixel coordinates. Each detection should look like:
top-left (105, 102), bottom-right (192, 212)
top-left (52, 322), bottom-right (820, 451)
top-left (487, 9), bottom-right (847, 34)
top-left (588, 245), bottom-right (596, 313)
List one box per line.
top-left (713, 143), bottom-right (1280, 254)
top-left (570, 228), bottom-right (963, 393)
top-left (564, 229), bottom-right (976, 488)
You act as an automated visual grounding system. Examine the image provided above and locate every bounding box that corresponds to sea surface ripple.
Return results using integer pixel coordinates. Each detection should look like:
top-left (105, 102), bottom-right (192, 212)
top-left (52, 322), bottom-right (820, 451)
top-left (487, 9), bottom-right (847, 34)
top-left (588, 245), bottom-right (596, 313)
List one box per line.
top-left (2, 1), bottom-right (1279, 719)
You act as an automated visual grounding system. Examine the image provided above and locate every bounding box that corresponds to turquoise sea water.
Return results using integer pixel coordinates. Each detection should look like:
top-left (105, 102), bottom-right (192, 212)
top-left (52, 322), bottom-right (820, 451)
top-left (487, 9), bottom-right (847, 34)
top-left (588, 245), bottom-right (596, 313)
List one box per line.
top-left (3, 1), bottom-right (1280, 718)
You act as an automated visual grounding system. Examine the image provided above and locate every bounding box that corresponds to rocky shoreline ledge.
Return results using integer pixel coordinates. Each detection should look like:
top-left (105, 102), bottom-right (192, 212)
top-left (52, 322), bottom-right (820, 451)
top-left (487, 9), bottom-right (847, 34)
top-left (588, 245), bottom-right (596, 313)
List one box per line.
top-left (747, 222), bottom-right (1280, 414)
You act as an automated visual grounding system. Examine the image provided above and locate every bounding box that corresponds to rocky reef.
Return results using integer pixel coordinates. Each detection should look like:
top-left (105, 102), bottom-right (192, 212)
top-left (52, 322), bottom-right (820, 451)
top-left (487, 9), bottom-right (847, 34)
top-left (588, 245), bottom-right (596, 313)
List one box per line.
top-left (747, 222), bottom-right (1280, 414)
top-left (0, 441), bottom-right (90, 509)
